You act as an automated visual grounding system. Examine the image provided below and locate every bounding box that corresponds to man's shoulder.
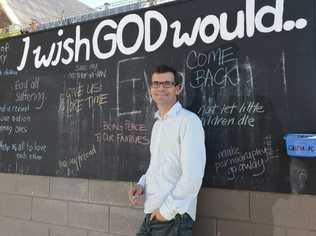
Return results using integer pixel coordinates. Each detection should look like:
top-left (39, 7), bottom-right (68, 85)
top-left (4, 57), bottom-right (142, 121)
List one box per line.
top-left (178, 107), bottom-right (202, 124)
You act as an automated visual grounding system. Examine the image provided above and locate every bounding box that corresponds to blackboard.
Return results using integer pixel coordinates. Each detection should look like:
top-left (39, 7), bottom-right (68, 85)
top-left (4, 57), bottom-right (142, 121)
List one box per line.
top-left (0, 0), bottom-right (315, 194)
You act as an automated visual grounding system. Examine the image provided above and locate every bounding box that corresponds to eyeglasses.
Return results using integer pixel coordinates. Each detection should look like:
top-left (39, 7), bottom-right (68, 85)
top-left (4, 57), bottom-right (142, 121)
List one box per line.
top-left (150, 81), bottom-right (177, 88)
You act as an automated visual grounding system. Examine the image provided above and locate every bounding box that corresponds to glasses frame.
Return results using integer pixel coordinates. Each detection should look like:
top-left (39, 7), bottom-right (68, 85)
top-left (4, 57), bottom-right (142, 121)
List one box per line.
top-left (150, 81), bottom-right (177, 89)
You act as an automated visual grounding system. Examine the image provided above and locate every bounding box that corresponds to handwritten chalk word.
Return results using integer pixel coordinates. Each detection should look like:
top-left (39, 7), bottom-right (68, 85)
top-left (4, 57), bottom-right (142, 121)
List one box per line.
top-left (58, 144), bottom-right (97, 171)
top-left (221, 104), bottom-right (238, 115)
top-left (14, 77), bottom-right (40, 91)
top-left (25, 141), bottom-right (47, 153)
top-left (116, 133), bottom-right (150, 145)
top-left (63, 82), bottom-right (103, 98)
top-left (186, 47), bottom-right (236, 70)
top-left (74, 63), bottom-right (98, 72)
top-left (202, 115), bottom-right (236, 126)
top-left (14, 126), bottom-right (28, 134)
top-left (14, 80), bottom-right (28, 91)
top-left (0, 69), bottom-right (18, 77)
top-left (239, 101), bottom-right (264, 113)
top-left (67, 69), bottom-right (107, 80)
top-left (95, 132), bottom-right (150, 145)
top-left (59, 93), bottom-right (108, 114)
top-left (0, 141), bottom-right (10, 152)
top-left (0, 125), bottom-right (13, 135)
top-left (103, 121), bottom-right (124, 133)
top-left (228, 158), bottom-right (265, 180)
top-left (0, 43), bottom-right (9, 65)
top-left (11, 115), bottom-right (31, 123)
top-left (16, 152), bottom-right (43, 160)
top-left (15, 91), bottom-right (46, 110)
top-left (217, 146), bottom-right (240, 159)
top-left (238, 114), bottom-right (255, 127)
top-left (101, 120), bottom-right (148, 133)
top-left (124, 120), bottom-right (147, 132)
top-left (0, 116), bottom-right (10, 122)
top-left (17, 0), bottom-right (308, 71)
top-left (190, 63), bottom-right (239, 88)
top-left (10, 105), bottom-right (30, 113)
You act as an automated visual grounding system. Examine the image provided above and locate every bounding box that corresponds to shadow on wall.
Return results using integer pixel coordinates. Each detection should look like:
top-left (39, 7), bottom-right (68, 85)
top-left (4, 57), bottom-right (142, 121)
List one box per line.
top-left (290, 157), bottom-right (316, 194)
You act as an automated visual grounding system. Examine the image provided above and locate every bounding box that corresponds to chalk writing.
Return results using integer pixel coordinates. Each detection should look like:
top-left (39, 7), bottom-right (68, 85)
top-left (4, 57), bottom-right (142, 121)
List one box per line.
top-left (95, 120), bottom-right (149, 145)
top-left (0, 125), bottom-right (13, 135)
top-left (0, 114), bottom-right (31, 135)
top-left (14, 77), bottom-right (46, 110)
top-left (58, 144), bottom-right (96, 171)
top-left (0, 42), bottom-right (9, 65)
top-left (198, 101), bottom-right (264, 127)
top-left (0, 140), bottom-right (47, 161)
top-left (187, 46), bottom-right (240, 89)
top-left (67, 63), bottom-right (107, 80)
top-left (215, 139), bottom-right (279, 181)
top-left (58, 81), bottom-right (108, 114)
top-left (0, 69), bottom-right (18, 78)
top-left (0, 105), bottom-right (30, 113)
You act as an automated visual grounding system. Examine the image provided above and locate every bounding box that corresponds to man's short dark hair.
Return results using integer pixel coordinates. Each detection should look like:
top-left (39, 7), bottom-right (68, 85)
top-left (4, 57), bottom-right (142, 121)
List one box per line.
top-left (151, 65), bottom-right (181, 85)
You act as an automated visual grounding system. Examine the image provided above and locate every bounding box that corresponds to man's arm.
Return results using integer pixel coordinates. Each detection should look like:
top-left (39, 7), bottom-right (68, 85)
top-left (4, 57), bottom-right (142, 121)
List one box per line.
top-left (159, 116), bottom-right (206, 220)
top-left (128, 175), bottom-right (145, 206)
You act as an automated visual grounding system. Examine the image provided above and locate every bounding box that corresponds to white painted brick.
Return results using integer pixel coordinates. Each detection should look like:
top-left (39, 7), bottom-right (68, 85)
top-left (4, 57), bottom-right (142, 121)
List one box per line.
top-left (88, 232), bottom-right (114, 236)
top-left (286, 228), bottom-right (316, 236)
top-left (109, 207), bottom-right (144, 235)
top-left (89, 180), bottom-right (132, 206)
top-left (197, 188), bottom-right (250, 220)
top-left (0, 216), bottom-right (49, 236)
top-left (193, 217), bottom-right (216, 236)
top-left (0, 193), bottom-right (31, 219)
top-left (50, 177), bottom-right (88, 201)
top-left (15, 174), bottom-right (49, 197)
top-left (251, 192), bottom-right (310, 229)
top-left (217, 220), bottom-right (286, 236)
top-left (49, 225), bottom-right (88, 236)
top-left (32, 198), bottom-right (67, 225)
top-left (69, 202), bottom-right (108, 231)
top-left (0, 173), bottom-right (16, 193)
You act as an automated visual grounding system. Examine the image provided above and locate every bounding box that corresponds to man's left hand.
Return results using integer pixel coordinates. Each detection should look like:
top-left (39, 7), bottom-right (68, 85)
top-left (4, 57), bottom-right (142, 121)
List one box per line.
top-left (150, 209), bottom-right (167, 222)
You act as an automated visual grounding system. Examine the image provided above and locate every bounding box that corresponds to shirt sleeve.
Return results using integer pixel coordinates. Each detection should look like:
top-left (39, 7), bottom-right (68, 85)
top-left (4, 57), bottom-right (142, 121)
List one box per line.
top-left (137, 121), bottom-right (157, 189)
top-left (137, 174), bottom-right (146, 188)
top-left (159, 115), bottom-right (206, 220)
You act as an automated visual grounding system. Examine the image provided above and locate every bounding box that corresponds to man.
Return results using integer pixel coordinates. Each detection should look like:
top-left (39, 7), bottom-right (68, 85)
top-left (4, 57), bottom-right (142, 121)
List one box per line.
top-left (128, 65), bottom-right (206, 236)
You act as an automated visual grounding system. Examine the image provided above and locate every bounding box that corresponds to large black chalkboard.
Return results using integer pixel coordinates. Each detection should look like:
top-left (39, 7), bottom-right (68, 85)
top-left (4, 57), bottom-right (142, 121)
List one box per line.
top-left (0, 0), bottom-right (315, 194)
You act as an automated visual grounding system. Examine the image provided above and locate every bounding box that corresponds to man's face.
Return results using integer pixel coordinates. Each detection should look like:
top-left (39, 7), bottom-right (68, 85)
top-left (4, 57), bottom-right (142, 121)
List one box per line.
top-left (150, 72), bottom-right (180, 107)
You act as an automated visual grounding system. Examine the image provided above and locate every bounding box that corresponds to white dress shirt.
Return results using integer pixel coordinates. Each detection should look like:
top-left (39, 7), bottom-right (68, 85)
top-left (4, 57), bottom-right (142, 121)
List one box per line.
top-left (137, 102), bottom-right (206, 221)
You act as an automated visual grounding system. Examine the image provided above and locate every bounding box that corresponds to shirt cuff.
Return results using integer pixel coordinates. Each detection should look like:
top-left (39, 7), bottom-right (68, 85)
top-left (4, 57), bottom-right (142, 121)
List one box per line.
top-left (137, 175), bottom-right (146, 188)
top-left (159, 203), bottom-right (177, 220)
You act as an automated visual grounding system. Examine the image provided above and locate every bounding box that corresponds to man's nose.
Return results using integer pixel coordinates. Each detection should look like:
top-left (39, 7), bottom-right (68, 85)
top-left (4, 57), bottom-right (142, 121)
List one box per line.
top-left (157, 84), bottom-right (165, 90)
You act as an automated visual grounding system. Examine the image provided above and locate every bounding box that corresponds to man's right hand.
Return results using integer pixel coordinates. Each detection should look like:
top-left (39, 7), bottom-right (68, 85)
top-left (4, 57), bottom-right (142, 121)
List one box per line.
top-left (128, 184), bottom-right (144, 206)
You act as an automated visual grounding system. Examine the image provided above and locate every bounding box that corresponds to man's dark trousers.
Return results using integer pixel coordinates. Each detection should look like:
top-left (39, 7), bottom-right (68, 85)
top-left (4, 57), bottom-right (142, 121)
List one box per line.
top-left (136, 213), bottom-right (193, 236)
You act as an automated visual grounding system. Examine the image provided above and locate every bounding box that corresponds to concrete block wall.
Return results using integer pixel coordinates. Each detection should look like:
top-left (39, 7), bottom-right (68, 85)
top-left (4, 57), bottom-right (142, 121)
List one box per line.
top-left (0, 173), bottom-right (316, 236)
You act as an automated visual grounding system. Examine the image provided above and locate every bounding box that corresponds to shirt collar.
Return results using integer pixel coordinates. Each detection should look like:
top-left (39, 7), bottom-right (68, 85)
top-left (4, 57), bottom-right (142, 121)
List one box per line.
top-left (154, 102), bottom-right (182, 120)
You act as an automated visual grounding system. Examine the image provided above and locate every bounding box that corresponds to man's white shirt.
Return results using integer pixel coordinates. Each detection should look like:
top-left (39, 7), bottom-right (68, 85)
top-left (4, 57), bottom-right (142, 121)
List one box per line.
top-left (138, 102), bottom-right (206, 221)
